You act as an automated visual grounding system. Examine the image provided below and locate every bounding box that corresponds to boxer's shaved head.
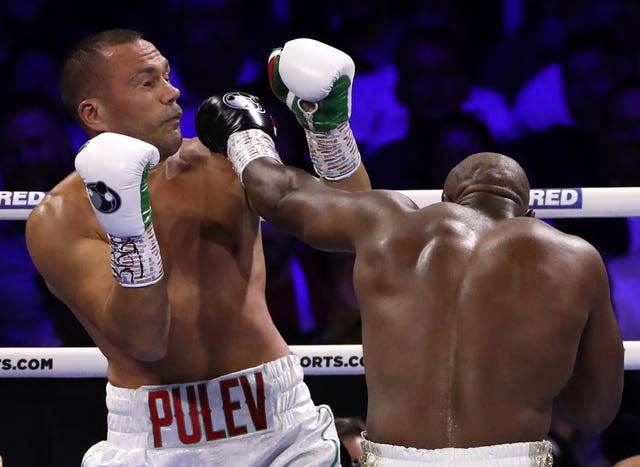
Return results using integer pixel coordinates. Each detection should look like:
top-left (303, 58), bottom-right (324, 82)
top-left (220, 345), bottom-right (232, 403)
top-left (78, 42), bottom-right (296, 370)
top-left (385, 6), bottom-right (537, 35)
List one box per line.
top-left (443, 152), bottom-right (530, 215)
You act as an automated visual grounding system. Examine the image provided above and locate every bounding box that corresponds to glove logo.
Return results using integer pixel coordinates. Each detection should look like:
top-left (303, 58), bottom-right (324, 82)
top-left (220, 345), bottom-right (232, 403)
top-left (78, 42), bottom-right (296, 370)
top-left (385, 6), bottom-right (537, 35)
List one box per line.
top-left (223, 92), bottom-right (265, 113)
top-left (85, 181), bottom-right (121, 213)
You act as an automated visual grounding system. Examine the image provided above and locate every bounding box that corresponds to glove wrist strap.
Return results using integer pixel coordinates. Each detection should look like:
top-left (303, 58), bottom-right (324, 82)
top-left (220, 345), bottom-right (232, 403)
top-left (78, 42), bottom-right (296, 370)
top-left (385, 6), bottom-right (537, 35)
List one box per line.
top-left (108, 224), bottom-right (164, 288)
top-left (228, 129), bottom-right (283, 184)
top-left (305, 121), bottom-right (361, 180)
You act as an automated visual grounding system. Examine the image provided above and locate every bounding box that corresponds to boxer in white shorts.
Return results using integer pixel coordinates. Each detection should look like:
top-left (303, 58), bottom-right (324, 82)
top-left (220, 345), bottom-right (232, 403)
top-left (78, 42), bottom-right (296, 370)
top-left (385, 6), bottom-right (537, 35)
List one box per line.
top-left (26, 29), bottom-right (370, 467)
top-left (82, 355), bottom-right (339, 466)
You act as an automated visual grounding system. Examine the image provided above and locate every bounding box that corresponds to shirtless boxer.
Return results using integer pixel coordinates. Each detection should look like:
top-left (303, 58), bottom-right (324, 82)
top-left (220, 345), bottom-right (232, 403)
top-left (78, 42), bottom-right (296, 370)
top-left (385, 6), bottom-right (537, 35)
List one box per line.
top-left (25, 30), bottom-right (369, 466)
top-left (197, 98), bottom-right (625, 465)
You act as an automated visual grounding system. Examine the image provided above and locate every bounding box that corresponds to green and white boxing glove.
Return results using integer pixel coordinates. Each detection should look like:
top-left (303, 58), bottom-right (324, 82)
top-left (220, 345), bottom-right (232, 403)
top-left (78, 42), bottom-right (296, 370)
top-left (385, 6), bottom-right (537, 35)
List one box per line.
top-left (268, 38), bottom-right (361, 180)
top-left (75, 132), bottom-right (164, 287)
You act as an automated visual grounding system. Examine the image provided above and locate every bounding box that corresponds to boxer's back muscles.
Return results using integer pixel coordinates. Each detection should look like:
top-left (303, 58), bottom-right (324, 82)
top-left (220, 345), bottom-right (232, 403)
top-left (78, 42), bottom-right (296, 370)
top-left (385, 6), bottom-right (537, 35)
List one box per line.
top-left (356, 203), bottom-right (622, 448)
top-left (240, 151), bottom-right (623, 453)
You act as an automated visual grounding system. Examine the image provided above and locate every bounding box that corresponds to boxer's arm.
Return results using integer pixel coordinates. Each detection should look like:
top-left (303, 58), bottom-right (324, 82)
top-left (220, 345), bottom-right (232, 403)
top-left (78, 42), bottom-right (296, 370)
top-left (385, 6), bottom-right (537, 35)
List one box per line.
top-left (551, 246), bottom-right (624, 434)
top-left (268, 38), bottom-right (371, 192)
top-left (243, 157), bottom-right (411, 252)
top-left (26, 198), bottom-right (170, 361)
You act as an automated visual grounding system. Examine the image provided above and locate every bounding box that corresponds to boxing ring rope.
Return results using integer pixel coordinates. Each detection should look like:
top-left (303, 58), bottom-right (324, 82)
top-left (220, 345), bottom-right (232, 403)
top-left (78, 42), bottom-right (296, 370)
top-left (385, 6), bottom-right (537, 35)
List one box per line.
top-left (2, 187), bottom-right (640, 220)
top-left (0, 343), bottom-right (639, 378)
top-left (1, 186), bottom-right (639, 377)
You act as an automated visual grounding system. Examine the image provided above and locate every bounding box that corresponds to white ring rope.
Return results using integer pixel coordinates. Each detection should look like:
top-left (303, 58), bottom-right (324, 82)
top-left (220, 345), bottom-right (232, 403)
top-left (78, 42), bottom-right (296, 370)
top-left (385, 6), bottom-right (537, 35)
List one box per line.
top-left (0, 343), bottom-right (638, 378)
top-left (2, 187), bottom-right (640, 220)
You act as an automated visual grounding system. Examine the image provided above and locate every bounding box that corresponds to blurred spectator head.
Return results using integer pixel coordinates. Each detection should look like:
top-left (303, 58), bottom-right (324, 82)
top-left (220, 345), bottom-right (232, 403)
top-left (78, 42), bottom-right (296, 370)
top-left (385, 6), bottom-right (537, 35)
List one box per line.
top-left (567, 0), bottom-right (640, 40)
top-left (335, 416), bottom-right (365, 466)
top-left (3, 0), bottom-right (48, 21)
top-left (168, 0), bottom-right (271, 99)
top-left (520, 0), bottom-right (570, 55)
top-left (7, 49), bottom-right (62, 106)
top-left (427, 113), bottom-right (497, 183)
top-left (560, 28), bottom-right (628, 130)
top-left (1, 94), bottom-right (75, 191)
top-left (393, 25), bottom-right (472, 122)
top-left (602, 77), bottom-right (640, 185)
top-left (290, 0), bottom-right (398, 71)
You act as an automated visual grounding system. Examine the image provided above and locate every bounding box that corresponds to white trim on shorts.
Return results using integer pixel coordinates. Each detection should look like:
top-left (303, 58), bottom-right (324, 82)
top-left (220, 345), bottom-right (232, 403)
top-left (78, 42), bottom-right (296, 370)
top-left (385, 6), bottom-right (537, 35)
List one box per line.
top-left (360, 433), bottom-right (553, 466)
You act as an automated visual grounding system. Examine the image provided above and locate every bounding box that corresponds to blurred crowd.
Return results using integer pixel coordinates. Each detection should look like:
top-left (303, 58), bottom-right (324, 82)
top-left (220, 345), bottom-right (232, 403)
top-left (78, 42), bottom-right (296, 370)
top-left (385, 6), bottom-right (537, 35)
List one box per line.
top-left (1, 0), bottom-right (639, 465)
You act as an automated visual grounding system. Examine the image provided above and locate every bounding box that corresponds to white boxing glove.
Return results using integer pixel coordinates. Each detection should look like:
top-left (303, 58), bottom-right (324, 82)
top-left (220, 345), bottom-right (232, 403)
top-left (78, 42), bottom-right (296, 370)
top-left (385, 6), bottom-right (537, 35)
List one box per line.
top-left (268, 38), bottom-right (361, 180)
top-left (75, 132), bottom-right (164, 287)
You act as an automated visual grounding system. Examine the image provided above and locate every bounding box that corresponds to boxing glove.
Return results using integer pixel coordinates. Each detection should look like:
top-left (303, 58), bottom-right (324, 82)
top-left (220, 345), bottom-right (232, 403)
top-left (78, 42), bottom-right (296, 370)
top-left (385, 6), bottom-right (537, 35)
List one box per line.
top-left (268, 38), bottom-right (361, 180)
top-left (268, 38), bottom-right (354, 131)
top-left (75, 132), bottom-right (164, 287)
top-left (195, 92), bottom-right (282, 183)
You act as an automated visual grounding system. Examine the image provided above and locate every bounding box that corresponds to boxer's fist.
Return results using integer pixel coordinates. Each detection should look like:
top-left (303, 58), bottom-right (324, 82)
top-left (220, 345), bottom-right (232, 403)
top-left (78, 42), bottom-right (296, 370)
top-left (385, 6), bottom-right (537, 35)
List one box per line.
top-left (195, 92), bottom-right (276, 155)
top-left (268, 38), bottom-right (355, 132)
top-left (75, 132), bottom-right (159, 238)
top-left (195, 92), bottom-right (282, 183)
top-left (75, 132), bottom-right (164, 286)
top-left (268, 39), bottom-right (362, 180)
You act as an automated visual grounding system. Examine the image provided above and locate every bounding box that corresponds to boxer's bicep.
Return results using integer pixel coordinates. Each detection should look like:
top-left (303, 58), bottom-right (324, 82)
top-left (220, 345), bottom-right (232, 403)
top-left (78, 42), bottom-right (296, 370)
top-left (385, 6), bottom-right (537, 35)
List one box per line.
top-left (269, 185), bottom-right (363, 252)
top-left (27, 206), bottom-right (114, 327)
top-left (244, 159), bottom-right (393, 251)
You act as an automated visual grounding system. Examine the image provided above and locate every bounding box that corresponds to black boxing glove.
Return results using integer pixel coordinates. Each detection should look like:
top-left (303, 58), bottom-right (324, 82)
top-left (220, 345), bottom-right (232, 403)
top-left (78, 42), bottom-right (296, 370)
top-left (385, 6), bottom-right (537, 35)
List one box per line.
top-left (195, 91), bottom-right (276, 155)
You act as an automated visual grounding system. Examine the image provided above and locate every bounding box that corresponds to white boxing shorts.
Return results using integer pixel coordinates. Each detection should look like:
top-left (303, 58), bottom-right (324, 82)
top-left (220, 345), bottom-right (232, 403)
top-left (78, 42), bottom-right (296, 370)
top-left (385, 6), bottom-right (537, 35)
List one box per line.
top-left (82, 355), bottom-right (340, 466)
top-left (360, 433), bottom-right (553, 467)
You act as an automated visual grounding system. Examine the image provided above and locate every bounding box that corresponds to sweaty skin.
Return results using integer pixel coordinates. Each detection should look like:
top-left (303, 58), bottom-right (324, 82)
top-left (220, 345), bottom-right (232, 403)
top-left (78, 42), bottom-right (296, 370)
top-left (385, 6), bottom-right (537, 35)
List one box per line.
top-left (25, 37), bottom-right (369, 388)
top-left (241, 153), bottom-right (624, 449)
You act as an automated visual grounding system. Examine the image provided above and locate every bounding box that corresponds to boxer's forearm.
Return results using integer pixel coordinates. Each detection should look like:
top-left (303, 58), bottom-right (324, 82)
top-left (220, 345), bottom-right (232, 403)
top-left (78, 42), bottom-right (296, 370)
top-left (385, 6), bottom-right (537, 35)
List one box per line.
top-left (102, 278), bottom-right (170, 361)
top-left (30, 226), bottom-right (171, 363)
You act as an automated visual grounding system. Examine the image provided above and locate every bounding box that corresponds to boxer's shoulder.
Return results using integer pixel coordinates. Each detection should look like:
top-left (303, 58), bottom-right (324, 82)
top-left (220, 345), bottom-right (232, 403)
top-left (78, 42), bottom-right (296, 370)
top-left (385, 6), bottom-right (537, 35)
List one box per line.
top-left (479, 217), bottom-right (595, 266)
top-left (29, 172), bottom-right (95, 228)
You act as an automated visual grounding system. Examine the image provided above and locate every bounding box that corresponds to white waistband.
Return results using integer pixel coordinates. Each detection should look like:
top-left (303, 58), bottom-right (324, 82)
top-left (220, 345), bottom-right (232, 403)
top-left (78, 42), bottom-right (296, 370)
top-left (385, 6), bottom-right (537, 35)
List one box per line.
top-left (105, 354), bottom-right (315, 449)
top-left (361, 434), bottom-right (553, 466)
